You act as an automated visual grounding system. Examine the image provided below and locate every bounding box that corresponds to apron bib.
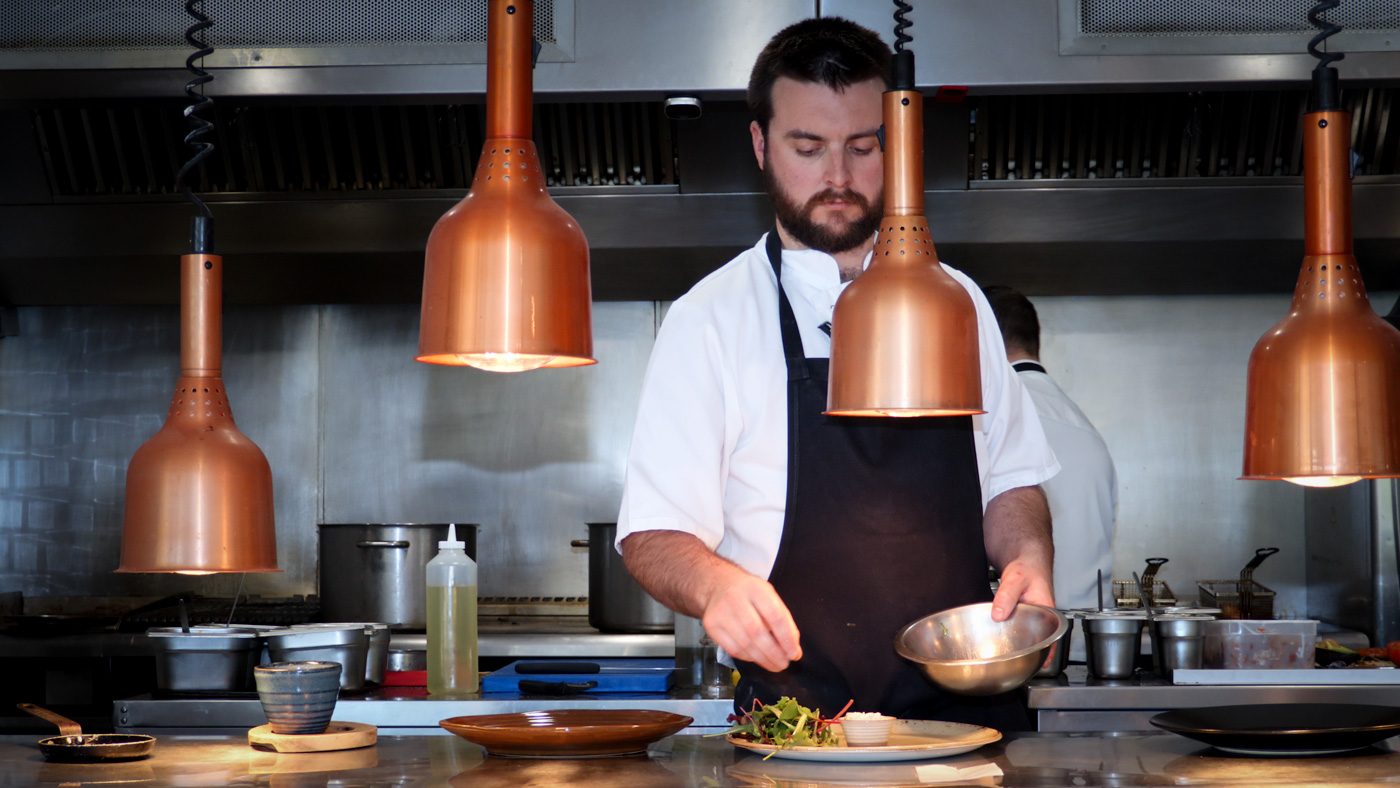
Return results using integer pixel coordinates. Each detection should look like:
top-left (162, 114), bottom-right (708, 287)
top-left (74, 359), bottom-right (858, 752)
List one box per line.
top-left (734, 230), bottom-right (1031, 729)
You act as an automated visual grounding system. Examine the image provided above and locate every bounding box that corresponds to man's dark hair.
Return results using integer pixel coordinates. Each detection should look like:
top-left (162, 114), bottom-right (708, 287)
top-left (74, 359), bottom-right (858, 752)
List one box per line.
top-left (747, 17), bottom-right (891, 137)
top-left (982, 285), bottom-right (1041, 358)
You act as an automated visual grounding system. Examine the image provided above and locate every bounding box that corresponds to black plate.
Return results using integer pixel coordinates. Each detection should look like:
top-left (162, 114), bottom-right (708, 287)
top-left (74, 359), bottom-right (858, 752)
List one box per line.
top-left (1151, 704), bottom-right (1400, 756)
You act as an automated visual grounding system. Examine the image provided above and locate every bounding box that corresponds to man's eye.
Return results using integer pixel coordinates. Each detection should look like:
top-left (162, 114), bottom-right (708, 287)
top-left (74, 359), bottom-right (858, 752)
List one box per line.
top-left (796, 148), bottom-right (820, 157)
top-left (850, 146), bottom-right (874, 156)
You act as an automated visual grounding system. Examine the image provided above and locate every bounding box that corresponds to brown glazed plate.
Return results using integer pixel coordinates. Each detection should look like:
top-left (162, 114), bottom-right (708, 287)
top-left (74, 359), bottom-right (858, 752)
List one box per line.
top-left (439, 709), bottom-right (693, 758)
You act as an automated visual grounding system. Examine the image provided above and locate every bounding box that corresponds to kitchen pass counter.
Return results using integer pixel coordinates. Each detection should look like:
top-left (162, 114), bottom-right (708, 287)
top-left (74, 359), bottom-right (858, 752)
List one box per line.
top-left (1030, 665), bottom-right (1400, 732)
top-left (5, 730), bottom-right (1400, 788)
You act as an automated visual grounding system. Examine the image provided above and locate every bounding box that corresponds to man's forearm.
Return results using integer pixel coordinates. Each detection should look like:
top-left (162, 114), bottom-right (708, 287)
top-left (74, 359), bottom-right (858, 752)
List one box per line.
top-left (984, 485), bottom-right (1053, 572)
top-left (984, 485), bottom-right (1056, 615)
top-left (620, 530), bottom-right (750, 618)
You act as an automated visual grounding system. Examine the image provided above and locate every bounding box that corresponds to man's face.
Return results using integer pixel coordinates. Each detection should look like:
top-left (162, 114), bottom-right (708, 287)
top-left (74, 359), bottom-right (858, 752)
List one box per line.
top-left (751, 76), bottom-right (885, 254)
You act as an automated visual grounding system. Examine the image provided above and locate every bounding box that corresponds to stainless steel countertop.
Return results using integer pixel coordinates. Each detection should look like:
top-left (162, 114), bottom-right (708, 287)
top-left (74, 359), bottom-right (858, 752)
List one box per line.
top-left (6, 730), bottom-right (1400, 787)
top-left (1029, 665), bottom-right (1400, 709)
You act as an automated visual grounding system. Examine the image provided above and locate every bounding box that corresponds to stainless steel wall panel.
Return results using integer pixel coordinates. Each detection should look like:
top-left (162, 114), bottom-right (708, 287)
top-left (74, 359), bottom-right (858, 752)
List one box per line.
top-left (318, 302), bottom-right (655, 598)
top-left (1031, 294), bottom-right (1308, 618)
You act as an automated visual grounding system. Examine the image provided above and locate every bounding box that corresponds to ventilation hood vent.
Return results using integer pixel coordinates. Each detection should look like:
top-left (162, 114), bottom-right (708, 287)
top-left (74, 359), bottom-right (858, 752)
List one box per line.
top-left (34, 100), bottom-right (675, 198)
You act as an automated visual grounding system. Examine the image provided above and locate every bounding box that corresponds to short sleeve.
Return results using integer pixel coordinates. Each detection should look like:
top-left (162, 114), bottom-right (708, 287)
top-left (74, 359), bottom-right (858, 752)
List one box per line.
top-left (616, 300), bottom-right (732, 552)
top-left (954, 269), bottom-right (1061, 501)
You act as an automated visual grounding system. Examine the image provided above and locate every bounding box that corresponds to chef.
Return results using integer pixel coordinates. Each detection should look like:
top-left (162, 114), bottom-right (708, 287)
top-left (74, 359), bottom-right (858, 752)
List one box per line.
top-left (983, 286), bottom-right (1117, 636)
top-left (616, 17), bottom-right (1059, 729)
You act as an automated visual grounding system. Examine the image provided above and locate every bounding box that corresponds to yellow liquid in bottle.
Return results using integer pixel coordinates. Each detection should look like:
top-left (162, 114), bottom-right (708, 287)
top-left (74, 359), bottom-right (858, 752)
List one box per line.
top-left (427, 584), bottom-right (479, 696)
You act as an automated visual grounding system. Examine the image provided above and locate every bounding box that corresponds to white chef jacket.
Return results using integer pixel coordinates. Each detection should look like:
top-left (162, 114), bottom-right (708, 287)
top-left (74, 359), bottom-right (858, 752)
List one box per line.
top-left (617, 234), bottom-right (1061, 583)
top-left (1014, 366), bottom-right (1117, 613)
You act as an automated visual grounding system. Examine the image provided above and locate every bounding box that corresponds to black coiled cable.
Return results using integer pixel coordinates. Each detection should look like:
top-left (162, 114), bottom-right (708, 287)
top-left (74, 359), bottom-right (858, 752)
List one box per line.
top-left (176, 0), bottom-right (214, 223)
top-left (892, 0), bottom-right (913, 52)
top-left (1307, 0), bottom-right (1344, 72)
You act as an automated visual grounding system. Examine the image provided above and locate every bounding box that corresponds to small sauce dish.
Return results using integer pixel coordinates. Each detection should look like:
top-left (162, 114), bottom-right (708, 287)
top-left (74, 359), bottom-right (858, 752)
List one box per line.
top-left (838, 712), bottom-right (895, 747)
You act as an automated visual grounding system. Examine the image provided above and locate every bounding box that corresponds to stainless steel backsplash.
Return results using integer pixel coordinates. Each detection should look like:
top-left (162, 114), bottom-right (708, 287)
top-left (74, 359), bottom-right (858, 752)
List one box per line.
top-left (0, 294), bottom-right (1369, 615)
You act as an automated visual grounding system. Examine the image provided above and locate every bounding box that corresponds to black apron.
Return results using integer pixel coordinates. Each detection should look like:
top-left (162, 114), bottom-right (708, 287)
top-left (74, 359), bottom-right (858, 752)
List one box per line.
top-left (734, 230), bottom-right (1032, 730)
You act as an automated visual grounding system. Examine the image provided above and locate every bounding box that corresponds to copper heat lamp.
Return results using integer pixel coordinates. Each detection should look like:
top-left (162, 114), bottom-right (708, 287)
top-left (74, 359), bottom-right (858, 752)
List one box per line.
top-left (826, 15), bottom-right (981, 416)
top-left (1241, 9), bottom-right (1400, 486)
top-left (417, 0), bottom-right (594, 372)
top-left (118, 2), bottom-right (277, 574)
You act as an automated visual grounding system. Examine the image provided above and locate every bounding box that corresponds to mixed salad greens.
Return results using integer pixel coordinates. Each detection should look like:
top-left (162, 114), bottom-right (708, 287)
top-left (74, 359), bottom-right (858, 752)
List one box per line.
top-left (713, 696), bottom-right (855, 758)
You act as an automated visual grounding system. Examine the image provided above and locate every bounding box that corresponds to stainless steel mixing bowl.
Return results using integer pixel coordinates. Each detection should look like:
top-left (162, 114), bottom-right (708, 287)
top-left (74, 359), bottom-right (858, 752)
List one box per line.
top-left (895, 602), bottom-right (1068, 696)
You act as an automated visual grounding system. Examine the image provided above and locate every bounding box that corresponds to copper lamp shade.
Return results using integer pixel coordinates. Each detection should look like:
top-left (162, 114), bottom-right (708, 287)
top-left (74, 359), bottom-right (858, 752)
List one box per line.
top-left (1241, 105), bottom-right (1400, 486)
top-left (417, 0), bottom-right (594, 372)
top-left (118, 254), bottom-right (279, 573)
top-left (826, 75), bottom-right (982, 416)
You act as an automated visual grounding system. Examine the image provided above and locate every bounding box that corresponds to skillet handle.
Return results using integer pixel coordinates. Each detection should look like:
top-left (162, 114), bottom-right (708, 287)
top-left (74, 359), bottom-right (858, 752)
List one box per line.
top-left (17, 703), bottom-right (82, 737)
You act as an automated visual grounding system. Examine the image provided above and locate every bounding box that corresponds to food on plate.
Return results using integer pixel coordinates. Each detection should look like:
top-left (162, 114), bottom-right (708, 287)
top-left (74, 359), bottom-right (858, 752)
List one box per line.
top-left (1315, 638), bottom-right (1360, 667)
top-left (1388, 640), bottom-right (1400, 666)
top-left (714, 696), bottom-right (856, 759)
top-left (1316, 639), bottom-right (1396, 668)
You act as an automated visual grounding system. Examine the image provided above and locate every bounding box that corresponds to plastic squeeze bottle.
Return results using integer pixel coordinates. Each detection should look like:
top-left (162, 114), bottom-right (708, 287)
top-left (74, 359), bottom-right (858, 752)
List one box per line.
top-left (426, 523), bottom-right (479, 695)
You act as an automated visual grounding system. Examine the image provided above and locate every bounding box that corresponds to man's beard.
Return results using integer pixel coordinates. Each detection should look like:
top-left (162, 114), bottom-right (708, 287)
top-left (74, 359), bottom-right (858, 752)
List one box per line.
top-left (763, 159), bottom-right (883, 255)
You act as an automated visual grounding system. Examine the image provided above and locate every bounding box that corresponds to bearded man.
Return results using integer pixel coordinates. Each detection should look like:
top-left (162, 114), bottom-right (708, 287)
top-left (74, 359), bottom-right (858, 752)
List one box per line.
top-left (614, 17), bottom-right (1059, 729)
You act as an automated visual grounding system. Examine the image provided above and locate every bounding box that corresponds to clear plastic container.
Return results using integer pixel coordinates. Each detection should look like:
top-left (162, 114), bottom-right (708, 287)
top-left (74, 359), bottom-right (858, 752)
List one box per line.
top-left (1202, 619), bottom-right (1317, 669)
top-left (426, 524), bottom-right (479, 695)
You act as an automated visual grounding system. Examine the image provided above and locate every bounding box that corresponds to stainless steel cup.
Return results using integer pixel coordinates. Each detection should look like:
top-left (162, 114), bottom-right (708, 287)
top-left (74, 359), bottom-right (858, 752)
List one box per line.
top-left (1084, 614), bottom-right (1144, 679)
top-left (1151, 615), bottom-right (1207, 681)
top-left (1035, 615), bottom-right (1076, 677)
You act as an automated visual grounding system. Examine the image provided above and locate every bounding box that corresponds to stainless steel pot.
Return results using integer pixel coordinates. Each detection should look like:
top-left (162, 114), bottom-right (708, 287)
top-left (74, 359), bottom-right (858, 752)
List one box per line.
top-left (318, 524), bottom-right (477, 630)
top-left (576, 523), bottom-right (674, 633)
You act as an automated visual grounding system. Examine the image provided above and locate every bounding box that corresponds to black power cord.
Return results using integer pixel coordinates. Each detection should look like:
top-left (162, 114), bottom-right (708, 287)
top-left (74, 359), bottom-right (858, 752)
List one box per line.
top-left (175, 0), bottom-right (216, 253)
top-left (1307, 0), bottom-right (1343, 112)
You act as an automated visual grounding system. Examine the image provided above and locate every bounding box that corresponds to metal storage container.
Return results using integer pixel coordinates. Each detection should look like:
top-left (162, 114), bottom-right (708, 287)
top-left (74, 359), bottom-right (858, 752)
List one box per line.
top-left (147, 627), bottom-right (262, 691)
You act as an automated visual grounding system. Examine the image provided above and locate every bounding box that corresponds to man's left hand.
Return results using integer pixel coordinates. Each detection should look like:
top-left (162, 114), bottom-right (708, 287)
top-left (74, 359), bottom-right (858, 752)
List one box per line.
top-left (990, 558), bottom-right (1055, 622)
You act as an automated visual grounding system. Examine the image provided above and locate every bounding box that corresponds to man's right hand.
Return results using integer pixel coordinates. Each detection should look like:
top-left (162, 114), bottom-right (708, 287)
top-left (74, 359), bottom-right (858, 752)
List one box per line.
top-left (619, 530), bottom-right (802, 673)
top-left (702, 574), bottom-right (802, 672)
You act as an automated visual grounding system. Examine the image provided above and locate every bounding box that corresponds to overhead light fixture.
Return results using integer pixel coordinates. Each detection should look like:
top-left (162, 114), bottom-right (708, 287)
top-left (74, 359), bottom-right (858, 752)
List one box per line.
top-left (417, 0), bottom-right (594, 372)
top-left (826, 1), bottom-right (982, 416)
top-left (118, 0), bottom-right (278, 574)
top-left (1241, 2), bottom-right (1400, 487)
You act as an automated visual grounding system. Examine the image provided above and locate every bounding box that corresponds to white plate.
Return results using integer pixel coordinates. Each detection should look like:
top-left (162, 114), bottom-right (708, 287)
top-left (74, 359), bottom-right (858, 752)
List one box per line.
top-left (726, 719), bottom-right (1001, 763)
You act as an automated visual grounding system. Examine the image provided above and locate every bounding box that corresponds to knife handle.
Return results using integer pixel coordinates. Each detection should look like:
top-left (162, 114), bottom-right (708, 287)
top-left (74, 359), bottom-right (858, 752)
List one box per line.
top-left (518, 679), bottom-right (599, 695)
top-left (515, 662), bottom-right (601, 674)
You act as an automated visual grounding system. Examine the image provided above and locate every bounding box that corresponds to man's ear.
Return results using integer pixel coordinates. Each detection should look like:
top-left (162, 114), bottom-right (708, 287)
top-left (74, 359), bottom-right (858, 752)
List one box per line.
top-left (750, 120), bottom-right (766, 170)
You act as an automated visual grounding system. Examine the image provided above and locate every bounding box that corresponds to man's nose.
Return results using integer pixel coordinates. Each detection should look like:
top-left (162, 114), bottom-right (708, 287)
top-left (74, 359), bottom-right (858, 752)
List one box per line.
top-left (824, 152), bottom-right (854, 189)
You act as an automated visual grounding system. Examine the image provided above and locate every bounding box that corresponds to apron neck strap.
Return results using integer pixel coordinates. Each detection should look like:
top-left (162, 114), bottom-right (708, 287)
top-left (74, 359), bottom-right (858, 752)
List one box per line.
top-left (765, 228), bottom-right (810, 381)
top-left (1012, 360), bottom-right (1047, 375)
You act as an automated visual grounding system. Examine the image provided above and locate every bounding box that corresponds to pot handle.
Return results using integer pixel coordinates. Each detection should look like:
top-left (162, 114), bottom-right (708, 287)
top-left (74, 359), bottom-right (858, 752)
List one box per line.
top-left (357, 541), bottom-right (410, 549)
top-left (570, 540), bottom-right (590, 548)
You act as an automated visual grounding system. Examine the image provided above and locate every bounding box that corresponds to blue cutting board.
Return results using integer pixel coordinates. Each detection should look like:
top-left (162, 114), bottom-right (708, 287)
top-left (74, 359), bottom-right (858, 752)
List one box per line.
top-left (482, 658), bottom-right (675, 693)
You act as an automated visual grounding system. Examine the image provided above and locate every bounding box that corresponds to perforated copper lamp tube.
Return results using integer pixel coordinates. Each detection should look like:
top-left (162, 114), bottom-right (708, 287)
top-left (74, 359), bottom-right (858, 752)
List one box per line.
top-left (118, 251), bottom-right (279, 573)
top-left (1241, 70), bottom-right (1400, 486)
top-left (417, 0), bottom-right (594, 372)
top-left (826, 51), bottom-right (982, 416)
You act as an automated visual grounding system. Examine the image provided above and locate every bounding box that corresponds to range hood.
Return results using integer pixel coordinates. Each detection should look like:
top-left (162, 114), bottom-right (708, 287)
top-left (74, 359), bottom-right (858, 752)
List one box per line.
top-left (2, 0), bottom-right (1400, 305)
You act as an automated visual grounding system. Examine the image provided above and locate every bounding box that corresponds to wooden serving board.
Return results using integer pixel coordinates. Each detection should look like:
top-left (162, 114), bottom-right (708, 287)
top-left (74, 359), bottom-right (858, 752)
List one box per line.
top-left (248, 721), bottom-right (377, 752)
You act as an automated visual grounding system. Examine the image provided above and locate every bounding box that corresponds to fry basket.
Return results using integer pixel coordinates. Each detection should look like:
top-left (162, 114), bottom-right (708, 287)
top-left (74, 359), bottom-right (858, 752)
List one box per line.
top-left (1196, 547), bottom-right (1279, 620)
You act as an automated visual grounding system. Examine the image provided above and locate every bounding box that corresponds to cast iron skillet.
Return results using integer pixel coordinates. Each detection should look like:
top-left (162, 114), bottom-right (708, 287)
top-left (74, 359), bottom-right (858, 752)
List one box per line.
top-left (17, 703), bottom-right (156, 762)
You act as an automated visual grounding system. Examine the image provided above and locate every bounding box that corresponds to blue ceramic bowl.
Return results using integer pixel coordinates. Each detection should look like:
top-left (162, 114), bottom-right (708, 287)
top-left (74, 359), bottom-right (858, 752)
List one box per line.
top-left (254, 661), bottom-right (342, 735)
